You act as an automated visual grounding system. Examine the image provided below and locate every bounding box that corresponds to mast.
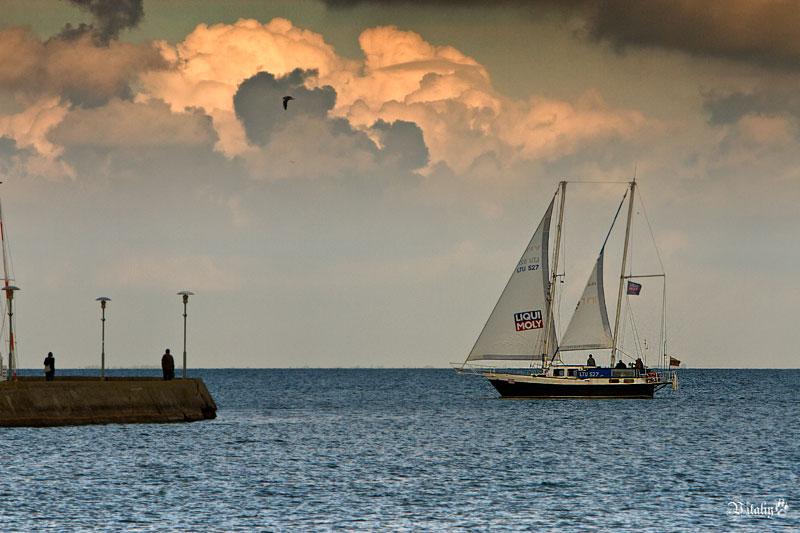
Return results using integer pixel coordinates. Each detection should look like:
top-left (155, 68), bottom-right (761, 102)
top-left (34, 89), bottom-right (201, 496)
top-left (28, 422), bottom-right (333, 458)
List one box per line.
top-left (0, 195), bottom-right (10, 291)
top-left (0, 192), bottom-right (15, 381)
top-left (543, 181), bottom-right (566, 368)
top-left (611, 180), bottom-right (635, 366)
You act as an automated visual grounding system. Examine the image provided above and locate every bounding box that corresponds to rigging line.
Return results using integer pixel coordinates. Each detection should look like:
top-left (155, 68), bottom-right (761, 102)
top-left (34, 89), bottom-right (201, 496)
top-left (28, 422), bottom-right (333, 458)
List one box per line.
top-left (616, 305), bottom-right (626, 359)
top-left (3, 231), bottom-right (13, 283)
top-left (636, 188), bottom-right (666, 273)
top-left (600, 189), bottom-right (629, 253)
top-left (563, 180), bottom-right (632, 184)
top-left (637, 189), bottom-right (669, 367)
top-left (626, 294), bottom-right (644, 360)
top-left (615, 346), bottom-right (639, 362)
top-left (661, 278), bottom-right (668, 366)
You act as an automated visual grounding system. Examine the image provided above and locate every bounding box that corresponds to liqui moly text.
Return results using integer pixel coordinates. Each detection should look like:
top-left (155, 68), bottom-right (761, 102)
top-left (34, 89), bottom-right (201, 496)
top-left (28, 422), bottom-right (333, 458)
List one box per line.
top-left (514, 310), bottom-right (543, 331)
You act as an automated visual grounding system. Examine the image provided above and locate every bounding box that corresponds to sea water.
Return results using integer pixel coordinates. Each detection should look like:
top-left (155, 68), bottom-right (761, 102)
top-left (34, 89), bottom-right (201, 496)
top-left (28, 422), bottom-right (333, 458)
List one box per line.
top-left (0, 368), bottom-right (797, 531)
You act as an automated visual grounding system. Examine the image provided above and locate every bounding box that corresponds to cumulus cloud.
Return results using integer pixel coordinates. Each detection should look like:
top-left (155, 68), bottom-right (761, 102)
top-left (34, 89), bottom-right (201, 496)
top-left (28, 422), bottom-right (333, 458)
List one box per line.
top-left (49, 99), bottom-right (217, 148)
top-left (2, 15), bottom-right (652, 184)
top-left (0, 98), bottom-right (70, 160)
top-left (138, 18), bottom-right (651, 174)
top-left (138, 18), bottom-right (354, 157)
top-left (0, 20), bottom-right (164, 178)
top-left (341, 25), bottom-right (652, 172)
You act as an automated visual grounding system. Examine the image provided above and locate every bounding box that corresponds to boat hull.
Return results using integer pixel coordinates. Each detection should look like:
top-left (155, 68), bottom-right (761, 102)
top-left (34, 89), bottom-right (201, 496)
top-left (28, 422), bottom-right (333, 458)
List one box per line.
top-left (488, 378), bottom-right (655, 398)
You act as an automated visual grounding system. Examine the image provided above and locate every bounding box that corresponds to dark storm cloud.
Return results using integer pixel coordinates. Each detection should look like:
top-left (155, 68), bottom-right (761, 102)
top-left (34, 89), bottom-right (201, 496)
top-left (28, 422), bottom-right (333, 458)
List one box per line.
top-left (0, 0), bottom-right (161, 106)
top-left (234, 68), bottom-right (429, 172)
top-left (0, 137), bottom-right (22, 162)
top-left (372, 120), bottom-right (429, 171)
top-left (0, 26), bottom-right (166, 106)
top-left (58, 0), bottom-right (144, 45)
top-left (323, 0), bottom-right (537, 5)
top-left (579, 0), bottom-right (800, 68)
top-left (234, 69), bottom-right (337, 145)
top-left (323, 0), bottom-right (800, 68)
top-left (704, 88), bottom-right (800, 126)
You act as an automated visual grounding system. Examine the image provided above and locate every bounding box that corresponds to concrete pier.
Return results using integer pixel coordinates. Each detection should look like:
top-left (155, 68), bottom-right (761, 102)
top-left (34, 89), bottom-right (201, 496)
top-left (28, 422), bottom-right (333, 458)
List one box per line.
top-left (0, 377), bottom-right (217, 427)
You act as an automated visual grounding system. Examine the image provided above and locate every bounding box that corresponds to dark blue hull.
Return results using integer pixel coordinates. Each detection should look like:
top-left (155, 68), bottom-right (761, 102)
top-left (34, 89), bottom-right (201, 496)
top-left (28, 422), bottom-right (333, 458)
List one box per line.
top-left (489, 379), bottom-right (655, 398)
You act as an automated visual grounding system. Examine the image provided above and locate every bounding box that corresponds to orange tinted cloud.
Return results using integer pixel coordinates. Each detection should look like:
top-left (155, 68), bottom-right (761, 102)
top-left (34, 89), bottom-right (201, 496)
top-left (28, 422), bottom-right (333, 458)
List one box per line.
top-left (1, 17), bottom-right (656, 180)
top-left (0, 97), bottom-right (69, 158)
top-left (50, 99), bottom-right (217, 148)
top-left (141, 18), bottom-right (650, 173)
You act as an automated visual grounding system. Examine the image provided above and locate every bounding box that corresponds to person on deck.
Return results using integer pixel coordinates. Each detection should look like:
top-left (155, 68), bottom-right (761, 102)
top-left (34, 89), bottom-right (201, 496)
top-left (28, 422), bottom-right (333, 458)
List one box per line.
top-left (586, 354), bottom-right (596, 367)
top-left (161, 349), bottom-right (175, 381)
top-left (615, 359), bottom-right (627, 369)
top-left (635, 358), bottom-right (644, 375)
top-left (43, 352), bottom-right (55, 381)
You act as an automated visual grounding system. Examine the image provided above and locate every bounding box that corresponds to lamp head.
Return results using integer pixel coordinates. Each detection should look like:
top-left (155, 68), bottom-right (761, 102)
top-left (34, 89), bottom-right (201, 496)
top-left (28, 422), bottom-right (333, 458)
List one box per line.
top-left (178, 290), bottom-right (194, 304)
top-left (2, 285), bottom-right (19, 300)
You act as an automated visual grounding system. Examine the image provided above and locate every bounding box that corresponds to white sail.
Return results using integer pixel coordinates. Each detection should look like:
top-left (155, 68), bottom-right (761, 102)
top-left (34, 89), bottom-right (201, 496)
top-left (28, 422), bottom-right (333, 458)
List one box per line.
top-left (559, 248), bottom-right (613, 351)
top-left (467, 197), bottom-right (558, 361)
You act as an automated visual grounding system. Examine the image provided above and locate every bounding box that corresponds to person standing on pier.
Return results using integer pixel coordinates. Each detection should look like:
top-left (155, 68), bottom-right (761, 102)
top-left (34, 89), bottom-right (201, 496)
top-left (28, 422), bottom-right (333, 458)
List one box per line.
top-left (161, 349), bottom-right (175, 381)
top-left (43, 352), bottom-right (55, 381)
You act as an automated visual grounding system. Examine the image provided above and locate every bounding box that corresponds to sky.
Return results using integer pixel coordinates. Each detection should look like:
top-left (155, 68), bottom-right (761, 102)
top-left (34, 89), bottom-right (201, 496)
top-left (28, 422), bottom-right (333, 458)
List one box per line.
top-left (1, 0), bottom-right (799, 369)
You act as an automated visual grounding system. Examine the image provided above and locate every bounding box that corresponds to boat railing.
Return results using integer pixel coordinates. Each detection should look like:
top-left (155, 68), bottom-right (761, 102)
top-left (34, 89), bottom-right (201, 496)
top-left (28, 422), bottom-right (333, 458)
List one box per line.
top-left (644, 369), bottom-right (678, 389)
top-left (453, 362), bottom-right (678, 390)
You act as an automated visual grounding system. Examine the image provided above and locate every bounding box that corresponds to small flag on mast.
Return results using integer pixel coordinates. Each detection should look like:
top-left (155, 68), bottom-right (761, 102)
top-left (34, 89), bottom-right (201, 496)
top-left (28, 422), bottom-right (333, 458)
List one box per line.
top-left (627, 281), bottom-right (642, 295)
top-left (669, 356), bottom-right (681, 366)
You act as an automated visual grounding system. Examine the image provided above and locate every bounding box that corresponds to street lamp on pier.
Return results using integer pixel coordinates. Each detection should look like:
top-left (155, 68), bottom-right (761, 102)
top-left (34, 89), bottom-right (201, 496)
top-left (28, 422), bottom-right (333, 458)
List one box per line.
top-left (177, 291), bottom-right (194, 378)
top-left (96, 297), bottom-right (111, 379)
top-left (2, 285), bottom-right (19, 382)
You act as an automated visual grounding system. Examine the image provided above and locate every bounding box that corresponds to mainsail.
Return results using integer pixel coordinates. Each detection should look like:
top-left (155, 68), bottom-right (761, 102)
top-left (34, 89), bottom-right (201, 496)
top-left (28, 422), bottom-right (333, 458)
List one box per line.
top-left (558, 248), bottom-right (613, 351)
top-left (467, 196), bottom-right (558, 361)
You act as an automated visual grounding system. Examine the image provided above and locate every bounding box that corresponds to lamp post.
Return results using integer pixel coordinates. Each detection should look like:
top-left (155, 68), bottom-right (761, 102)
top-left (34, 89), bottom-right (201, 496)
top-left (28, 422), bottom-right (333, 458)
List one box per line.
top-left (2, 285), bottom-right (19, 382)
top-left (96, 297), bottom-right (111, 379)
top-left (177, 291), bottom-right (194, 378)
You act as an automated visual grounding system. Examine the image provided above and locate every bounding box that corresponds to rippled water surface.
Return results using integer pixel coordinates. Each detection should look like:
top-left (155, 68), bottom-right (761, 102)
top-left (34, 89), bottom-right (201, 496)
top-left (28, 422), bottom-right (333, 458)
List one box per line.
top-left (1, 369), bottom-right (798, 531)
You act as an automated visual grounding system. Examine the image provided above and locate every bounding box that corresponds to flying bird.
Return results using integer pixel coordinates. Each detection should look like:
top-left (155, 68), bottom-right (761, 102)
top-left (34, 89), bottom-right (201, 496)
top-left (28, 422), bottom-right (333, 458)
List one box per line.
top-left (282, 96), bottom-right (294, 110)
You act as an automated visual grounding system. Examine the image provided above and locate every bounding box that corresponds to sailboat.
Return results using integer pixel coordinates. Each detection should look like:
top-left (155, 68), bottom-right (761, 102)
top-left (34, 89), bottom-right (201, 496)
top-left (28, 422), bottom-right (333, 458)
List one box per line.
top-left (455, 180), bottom-right (677, 398)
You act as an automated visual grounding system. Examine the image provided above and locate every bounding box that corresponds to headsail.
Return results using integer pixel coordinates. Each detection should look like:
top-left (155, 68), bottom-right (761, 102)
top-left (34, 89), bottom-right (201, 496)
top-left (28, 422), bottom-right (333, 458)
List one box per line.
top-left (558, 248), bottom-right (613, 351)
top-left (467, 196), bottom-right (558, 361)
top-left (559, 189), bottom-right (627, 353)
